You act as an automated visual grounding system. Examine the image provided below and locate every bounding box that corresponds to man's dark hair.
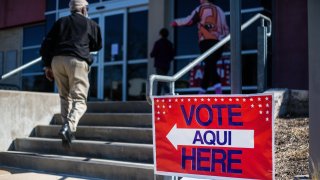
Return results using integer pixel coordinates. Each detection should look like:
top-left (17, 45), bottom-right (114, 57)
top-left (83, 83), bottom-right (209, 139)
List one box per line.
top-left (208, 0), bottom-right (216, 3)
top-left (159, 28), bottom-right (169, 38)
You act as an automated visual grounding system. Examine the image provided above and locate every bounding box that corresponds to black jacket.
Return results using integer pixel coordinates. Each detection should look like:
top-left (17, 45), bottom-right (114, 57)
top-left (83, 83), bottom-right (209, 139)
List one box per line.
top-left (40, 13), bottom-right (102, 67)
top-left (150, 38), bottom-right (174, 70)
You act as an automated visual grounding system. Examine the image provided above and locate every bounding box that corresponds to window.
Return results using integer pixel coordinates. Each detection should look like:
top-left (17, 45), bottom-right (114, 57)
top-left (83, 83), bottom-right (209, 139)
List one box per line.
top-left (104, 14), bottom-right (123, 62)
top-left (46, 0), bottom-right (56, 11)
top-left (0, 50), bottom-right (18, 82)
top-left (104, 65), bottom-right (122, 101)
top-left (127, 63), bottom-right (147, 100)
top-left (22, 23), bottom-right (45, 74)
top-left (22, 49), bottom-right (42, 73)
top-left (241, 12), bottom-right (261, 50)
top-left (242, 54), bottom-right (258, 86)
top-left (127, 9), bottom-right (148, 100)
top-left (45, 14), bottom-right (56, 35)
top-left (5, 50), bottom-right (17, 74)
top-left (58, 0), bottom-right (69, 9)
top-left (128, 10), bottom-right (148, 60)
top-left (174, 58), bottom-right (194, 88)
top-left (175, 0), bottom-right (199, 56)
top-left (88, 67), bottom-right (98, 99)
top-left (209, 0), bottom-right (268, 12)
top-left (22, 23), bottom-right (54, 92)
top-left (0, 50), bottom-right (18, 75)
top-left (242, 0), bottom-right (271, 10)
top-left (213, 0), bottom-right (230, 12)
top-left (88, 0), bottom-right (100, 4)
top-left (23, 24), bottom-right (45, 47)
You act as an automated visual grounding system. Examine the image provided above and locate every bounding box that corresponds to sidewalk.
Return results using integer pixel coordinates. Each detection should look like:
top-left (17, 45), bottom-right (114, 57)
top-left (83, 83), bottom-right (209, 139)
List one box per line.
top-left (0, 166), bottom-right (91, 180)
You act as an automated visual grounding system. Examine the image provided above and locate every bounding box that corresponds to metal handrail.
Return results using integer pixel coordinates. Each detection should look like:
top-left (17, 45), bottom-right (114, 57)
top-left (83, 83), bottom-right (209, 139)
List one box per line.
top-left (0, 57), bottom-right (42, 81)
top-left (147, 13), bottom-right (272, 104)
top-left (0, 52), bottom-right (98, 81)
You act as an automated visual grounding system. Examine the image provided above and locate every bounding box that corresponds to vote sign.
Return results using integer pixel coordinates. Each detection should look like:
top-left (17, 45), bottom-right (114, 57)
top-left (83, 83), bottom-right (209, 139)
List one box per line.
top-left (153, 94), bottom-right (274, 179)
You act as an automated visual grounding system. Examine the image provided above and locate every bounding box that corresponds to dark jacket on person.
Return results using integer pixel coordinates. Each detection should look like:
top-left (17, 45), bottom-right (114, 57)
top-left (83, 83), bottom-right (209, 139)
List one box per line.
top-left (40, 12), bottom-right (102, 67)
top-left (150, 38), bottom-right (174, 70)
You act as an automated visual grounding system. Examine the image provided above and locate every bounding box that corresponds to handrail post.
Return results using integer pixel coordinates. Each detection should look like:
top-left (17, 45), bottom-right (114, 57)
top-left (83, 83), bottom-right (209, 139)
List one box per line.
top-left (257, 22), bottom-right (268, 92)
top-left (147, 75), bottom-right (155, 104)
top-left (170, 81), bottom-right (175, 95)
top-left (230, 0), bottom-right (242, 94)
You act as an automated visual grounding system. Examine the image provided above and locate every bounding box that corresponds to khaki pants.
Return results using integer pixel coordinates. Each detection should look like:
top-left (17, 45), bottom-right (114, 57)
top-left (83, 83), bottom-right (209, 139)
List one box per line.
top-left (51, 56), bottom-right (90, 132)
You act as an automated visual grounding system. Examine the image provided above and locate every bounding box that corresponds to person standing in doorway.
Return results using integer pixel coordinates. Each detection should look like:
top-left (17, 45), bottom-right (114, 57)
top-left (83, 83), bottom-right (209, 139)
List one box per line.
top-left (150, 28), bottom-right (175, 95)
top-left (40, 0), bottom-right (102, 146)
top-left (171, 0), bottom-right (229, 94)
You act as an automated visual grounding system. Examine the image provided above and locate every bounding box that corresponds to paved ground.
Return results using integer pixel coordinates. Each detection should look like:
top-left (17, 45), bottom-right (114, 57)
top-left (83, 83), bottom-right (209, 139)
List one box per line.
top-left (0, 166), bottom-right (90, 180)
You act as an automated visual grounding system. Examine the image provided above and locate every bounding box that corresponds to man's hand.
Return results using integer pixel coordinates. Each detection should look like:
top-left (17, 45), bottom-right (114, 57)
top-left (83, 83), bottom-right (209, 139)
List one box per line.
top-left (44, 67), bottom-right (54, 81)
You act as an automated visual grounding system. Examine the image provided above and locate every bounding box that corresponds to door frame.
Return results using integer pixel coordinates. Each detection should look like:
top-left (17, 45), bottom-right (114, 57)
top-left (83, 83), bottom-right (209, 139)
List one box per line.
top-left (93, 7), bottom-right (149, 101)
top-left (100, 9), bottom-right (127, 101)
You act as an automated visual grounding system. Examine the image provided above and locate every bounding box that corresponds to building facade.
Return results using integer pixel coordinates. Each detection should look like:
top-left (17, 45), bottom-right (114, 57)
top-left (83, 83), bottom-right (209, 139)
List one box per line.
top-left (0, 0), bottom-right (307, 101)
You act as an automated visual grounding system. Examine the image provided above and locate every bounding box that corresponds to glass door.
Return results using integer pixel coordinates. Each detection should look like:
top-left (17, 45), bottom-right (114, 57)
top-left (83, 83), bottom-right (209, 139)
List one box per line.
top-left (127, 8), bottom-right (148, 101)
top-left (94, 7), bottom-right (148, 101)
top-left (88, 16), bottom-right (100, 100)
top-left (103, 10), bottom-right (125, 101)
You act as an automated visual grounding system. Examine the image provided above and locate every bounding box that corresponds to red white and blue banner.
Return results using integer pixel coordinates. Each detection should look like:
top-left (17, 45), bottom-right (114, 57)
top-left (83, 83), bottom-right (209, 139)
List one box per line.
top-left (152, 94), bottom-right (274, 180)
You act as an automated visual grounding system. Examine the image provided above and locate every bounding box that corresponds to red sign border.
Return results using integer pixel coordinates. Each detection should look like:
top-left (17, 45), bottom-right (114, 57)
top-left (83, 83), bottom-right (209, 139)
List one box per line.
top-left (152, 93), bottom-right (275, 180)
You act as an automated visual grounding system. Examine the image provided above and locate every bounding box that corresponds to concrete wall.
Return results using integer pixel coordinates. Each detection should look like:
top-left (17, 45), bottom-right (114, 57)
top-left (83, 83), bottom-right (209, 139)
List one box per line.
top-left (266, 89), bottom-right (308, 118)
top-left (0, 90), bottom-right (60, 151)
top-left (0, 27), bottom-right (22, 87)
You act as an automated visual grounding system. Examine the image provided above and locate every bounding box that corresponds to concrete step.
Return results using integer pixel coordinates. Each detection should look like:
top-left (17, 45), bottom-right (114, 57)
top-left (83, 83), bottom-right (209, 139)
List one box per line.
top-left (14, 138), bottom-right (153, 163)
top-left (34, 125), bottom-right (153, 144)
top-left (87, 101), bottom-right (151, 113)
top-left (0, 151), bottom-right (154, 180)
top-left (52, 113), bottom-right (152, 128)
